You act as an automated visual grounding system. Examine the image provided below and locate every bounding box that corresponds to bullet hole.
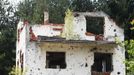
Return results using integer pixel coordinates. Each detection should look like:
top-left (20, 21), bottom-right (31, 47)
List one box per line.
top-left (74, 13), bottom-right (79, 17)
top-left (117, 72), bottom-right (120, 75)
top-left (90, 47), bottom-right (97, 51)
top-left (99, 48), bottom-right (102, 50)
top-left (85, 63), bottom-right (88, 67)
top-left (48, 46), bottom-right (50, 48)
top-left (117, 48), bottom-right (119, 50)
top-left (39, 56), bottom-right (41, 60)
top-left (81, 28), bottom-right (83, 31)
top-left (70, 46), bottom-right (73, 50)
top-left (114, 29), bottom-right (116, 32)
top-left (33, 61), bottom-right (36, 63)
top-left (61, 45), bottom-right (63, 48)
top-left (38, 68), bottom-right (40, 70)
top-left (85, 58), bottom-right (87, 61)
top-left (81, 64), bottom-right (84, 67)
top-left (115, 33), bottom-right (117, 37)
top-left (105, 50), bottom-right (108, 52)
top-left (30, 69), bottom-right (32, 72)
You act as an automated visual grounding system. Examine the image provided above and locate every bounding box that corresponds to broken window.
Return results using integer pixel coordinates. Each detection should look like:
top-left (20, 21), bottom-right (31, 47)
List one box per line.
top-left (91, 53), bottom-right (113, 73)
top-left (46, 52), bottom-right (66, 69)
top-left (85, 17), bottom-right (104, 35)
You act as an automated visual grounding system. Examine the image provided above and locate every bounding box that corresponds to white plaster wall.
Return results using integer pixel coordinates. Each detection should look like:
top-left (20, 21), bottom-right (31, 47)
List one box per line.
top-left (72, 12), bottom-right (124, 41)
top-left (24, 42), bottom-right (125, 75)
top-left (73, 14), bottom-right (96, 41)
top-left (104, 17), bottom-right (124, 41)
top-left (73, 15), bottom-right (87, 40)
top-left (24, 11), bottom-right (124, 42)
top-left (112, 46), bottom-right (125, 75)
top-left (16, 11), bottom-right (125, 75)
top-left (16, 22), bottom-right (27, 71)
top-left (32, 25), bottom-right (62, 37)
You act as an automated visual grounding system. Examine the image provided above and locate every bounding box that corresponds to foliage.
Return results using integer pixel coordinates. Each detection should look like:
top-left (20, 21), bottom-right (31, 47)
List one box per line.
top-left (17, 0), bottom-right (45, 24)
top-left (9, 66), bottom-right (21, 75)
top-left (115, 36), bottom-right (124, 47)
top-left (9, 65), bottom-right (27, 75)
top-left (62, 9), bottom-right (73, 39)
top-left (71, 0), bottom-right (95, 12)
top-left (17, 0), bottom-right (70, 24)
top-left (125, 40), bottom-right (134, 75)
top-left (47, 0), bottom-right (70, 23)
top-left (61, 9), bottom-right (81, 40)
top-left (0, 0), bottom-right (18, 74)
top-left (32, 0), bottom-right (46, 24)
top-left (130, 19), bottom-right (134, 30)
top-left (17, 0), bottom-right (35, 24)
top-left (94, 0), bottom-right (134, 40)
top-left (125, 20), bottom-right (134, 75)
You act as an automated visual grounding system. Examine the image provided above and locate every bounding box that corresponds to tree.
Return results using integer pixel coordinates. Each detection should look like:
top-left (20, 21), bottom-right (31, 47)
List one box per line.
top-left (47, 0), bottom-right (70, 23)
top-left (94, 0), bottom-right (134, 39)
top-left (71, 0), bottom-right (95, 12)
top-left (125, 20), bottom-right (134, 75)
top-left (17, 0), bottom-right (70, 24)
top-left (0, 0), bottom-right (18, 74)
top-left (17, 0), bottom-right (35, 23)
top-left (32, 0), bottom-right (46, 24)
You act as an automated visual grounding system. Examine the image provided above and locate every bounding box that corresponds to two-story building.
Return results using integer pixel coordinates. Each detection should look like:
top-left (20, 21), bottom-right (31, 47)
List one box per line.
top-left (16, 11), bottom-right (125, 75)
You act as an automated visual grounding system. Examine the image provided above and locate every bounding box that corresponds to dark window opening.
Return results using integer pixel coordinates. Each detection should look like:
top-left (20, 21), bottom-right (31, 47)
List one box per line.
top-left (46, 52), bottom-right (66, 69)
top-left (85, 17), bottom-right (104, 35)
top-left (91, 53), bottom-right (113, 73)
top-left (20, 50), bottom-right (24, 72)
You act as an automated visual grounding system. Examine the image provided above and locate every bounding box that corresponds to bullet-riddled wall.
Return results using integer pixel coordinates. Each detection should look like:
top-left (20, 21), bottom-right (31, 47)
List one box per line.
top-left (16, 11), bottom-right (125, 75)
top-left (24, 42), bottom-right (125, 75)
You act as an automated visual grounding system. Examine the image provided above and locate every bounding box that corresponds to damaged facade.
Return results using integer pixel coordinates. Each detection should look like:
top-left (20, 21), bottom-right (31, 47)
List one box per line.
top-left (16, 11), bottom-right (125, 75)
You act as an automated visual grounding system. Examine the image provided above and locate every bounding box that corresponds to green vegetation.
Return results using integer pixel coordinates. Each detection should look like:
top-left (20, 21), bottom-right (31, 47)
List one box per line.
top-left (0, 0), bottom-right (18, 74)
top-left (61, 9), bottom-right (78, 40)
top-left (9, 66), bottom-right (27, 75)
top-left (125, 20), bottom-right (134, 75)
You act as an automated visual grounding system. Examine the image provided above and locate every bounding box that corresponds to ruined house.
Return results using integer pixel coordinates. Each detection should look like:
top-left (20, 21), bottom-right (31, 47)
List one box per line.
top-left (16, 11), bottom-right (125, 75)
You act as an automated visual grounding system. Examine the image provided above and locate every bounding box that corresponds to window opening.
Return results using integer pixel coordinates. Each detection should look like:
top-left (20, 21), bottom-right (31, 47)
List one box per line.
top-left (46, 52), bottom-right (66, 69)
top-left (85, 17), bottom-right (104, 35)
top-left (91, 53), bottom-right (113, 75)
